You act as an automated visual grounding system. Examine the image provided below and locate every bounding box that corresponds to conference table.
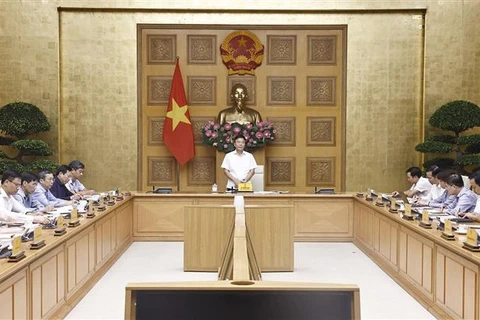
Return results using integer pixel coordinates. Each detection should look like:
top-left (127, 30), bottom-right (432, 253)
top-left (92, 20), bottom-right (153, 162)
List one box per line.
top-left (0, 192), bottom-right (479, 319)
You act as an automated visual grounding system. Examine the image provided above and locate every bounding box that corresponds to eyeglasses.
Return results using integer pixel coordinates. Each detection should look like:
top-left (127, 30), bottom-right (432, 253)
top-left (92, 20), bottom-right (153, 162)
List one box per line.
top-left (9, 181), bottom-right (21, 188)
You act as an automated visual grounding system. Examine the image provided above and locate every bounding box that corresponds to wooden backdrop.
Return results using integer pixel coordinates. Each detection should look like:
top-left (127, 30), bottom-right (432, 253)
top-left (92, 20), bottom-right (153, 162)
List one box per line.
top-left (138, 25), bottom-right (346, 193)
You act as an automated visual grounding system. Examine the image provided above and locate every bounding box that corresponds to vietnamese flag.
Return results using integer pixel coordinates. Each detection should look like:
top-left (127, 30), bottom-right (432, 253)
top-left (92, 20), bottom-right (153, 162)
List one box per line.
top-left (163, 59), bottom-right (195, 165)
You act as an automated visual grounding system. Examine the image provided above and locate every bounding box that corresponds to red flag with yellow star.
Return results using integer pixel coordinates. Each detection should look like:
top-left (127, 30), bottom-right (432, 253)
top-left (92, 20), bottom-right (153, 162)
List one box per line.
top-left (163, 60), bottom-right (195, 165)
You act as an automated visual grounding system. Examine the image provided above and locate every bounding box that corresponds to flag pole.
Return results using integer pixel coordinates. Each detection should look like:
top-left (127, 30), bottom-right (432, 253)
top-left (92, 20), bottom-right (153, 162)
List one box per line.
top-left (175, 56), bottom-right (180, 193)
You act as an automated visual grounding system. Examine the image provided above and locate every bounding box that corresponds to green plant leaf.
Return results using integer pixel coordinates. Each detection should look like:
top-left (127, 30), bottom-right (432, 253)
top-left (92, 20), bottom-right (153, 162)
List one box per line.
top-left (457, 134), bottom-right (480, 145)
top-left (0, 160), bottom-right (24, 174)
top-left (425, 135), bottom-right (456, 144)
top-left (0, 151), bottom-right (8, 159)
top-left (415, 141), bottom-right (453, 154)
top-left (0, 102), bottom-right (51, 139)
top-left (429, 100), bottom-right (480, 134)
top-left (25, 159), bottom-right (59, 172)
top-left (456, 154), bottom-right (480, 166)
top-left (10, 139), bottom-right (53, 156)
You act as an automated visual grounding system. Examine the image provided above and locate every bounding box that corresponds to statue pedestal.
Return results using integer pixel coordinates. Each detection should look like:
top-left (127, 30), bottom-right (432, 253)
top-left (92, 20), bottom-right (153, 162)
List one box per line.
top-left (216, 148), bottom-right (265, 193)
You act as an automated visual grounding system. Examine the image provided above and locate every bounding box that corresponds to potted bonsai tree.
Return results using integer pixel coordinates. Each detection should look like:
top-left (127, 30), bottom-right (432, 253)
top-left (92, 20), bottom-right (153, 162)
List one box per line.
top-left (0, 102), bottom-right (58, 174)
top-left (415, 100), bottom-right (480, 174)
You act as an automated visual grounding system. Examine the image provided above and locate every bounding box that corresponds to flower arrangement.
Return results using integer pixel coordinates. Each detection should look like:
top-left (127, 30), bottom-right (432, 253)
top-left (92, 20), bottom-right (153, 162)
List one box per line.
top-left (202, 121), bottom-right (276, 152)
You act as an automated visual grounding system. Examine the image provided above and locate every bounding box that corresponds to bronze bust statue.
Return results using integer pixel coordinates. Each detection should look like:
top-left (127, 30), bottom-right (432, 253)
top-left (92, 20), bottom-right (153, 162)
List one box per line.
top-left (217, 83), bottom-right (262, 125)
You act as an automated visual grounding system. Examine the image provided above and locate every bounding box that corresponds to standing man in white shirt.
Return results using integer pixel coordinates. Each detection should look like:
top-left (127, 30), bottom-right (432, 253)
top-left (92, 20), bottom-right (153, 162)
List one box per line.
top-left (221, 136), bottom-right (257, 190)
top-left (392, 166), bottom-right (432, 200)
top-left (0, 170), bottom-right (48, 224)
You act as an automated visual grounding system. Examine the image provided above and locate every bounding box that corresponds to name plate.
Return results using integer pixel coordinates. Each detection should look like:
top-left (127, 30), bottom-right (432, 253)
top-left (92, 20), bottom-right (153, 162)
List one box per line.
top-left (71, 208), bottom-right (78, 221)
top-left (466, 228), bottom-right (478, 246)
top-left (31, 226), bottom-right (46, 249)
top-left (33, 226), bottom-right (42, 242)
top-left (444, 219), bottom-right (453, 234)
top-left (405, 203), bottom-right (412, 216)
top-left (419, 210), bottom-right (431, 228)
top-left (238, 182), bottom-right (253, 192)
top-left (11, 235), bottom-right (22, 256)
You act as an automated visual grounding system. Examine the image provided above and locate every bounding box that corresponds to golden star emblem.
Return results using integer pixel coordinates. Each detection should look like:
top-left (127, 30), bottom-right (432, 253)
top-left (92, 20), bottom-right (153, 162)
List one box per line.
top-left (166, 98), bottom-right (191, 130)
top-left (237, 36), bottom-right (247, 47)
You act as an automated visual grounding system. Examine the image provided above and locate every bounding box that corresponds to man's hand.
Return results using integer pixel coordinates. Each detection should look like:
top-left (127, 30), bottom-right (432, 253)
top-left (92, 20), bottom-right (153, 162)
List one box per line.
top-left (464, 213), bottom-right (479, 221)
top-left (71, 193), bottom-right (83, 200)
top-left (392, 191), bottom-right (399, 197)
top-left (33, 215), bottom-right (49, 225)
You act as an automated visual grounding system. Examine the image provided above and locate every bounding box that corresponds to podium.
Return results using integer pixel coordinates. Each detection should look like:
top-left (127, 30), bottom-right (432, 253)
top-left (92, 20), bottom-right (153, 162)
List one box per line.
top-left (215, 148), bottom-right (265, 192)
top-left (184, 204), bottom-right (294, 272)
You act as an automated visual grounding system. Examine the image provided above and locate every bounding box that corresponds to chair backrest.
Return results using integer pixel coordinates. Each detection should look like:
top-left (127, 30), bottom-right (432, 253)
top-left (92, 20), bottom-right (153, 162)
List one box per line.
top-left (251, 165), bottom-right (264, 192)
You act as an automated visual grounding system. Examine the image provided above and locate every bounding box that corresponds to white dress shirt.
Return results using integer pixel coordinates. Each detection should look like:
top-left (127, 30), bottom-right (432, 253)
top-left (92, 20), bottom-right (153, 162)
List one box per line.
top-left (221, 150), bottom-right (257, 189)
top-left (0, 188), bottom-right (33, 222)
top-left (410, 177), bottom-right (432, 201)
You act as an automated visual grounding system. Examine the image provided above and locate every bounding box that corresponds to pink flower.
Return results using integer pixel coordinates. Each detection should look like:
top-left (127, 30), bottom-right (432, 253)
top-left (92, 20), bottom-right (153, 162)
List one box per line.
top-left (246, 123), bottom-right (253, 130)
top-left (255, 132), bottom-right (264, 139)
top-left (233, 127), bottom-right (241, 133)
top-left (211, 132), bottom-right (218, 138)
top-left (224, 123), bottom-right (231, 131)
top-left (213, 124), bottom-right (220, 130)
top-left (224, 144), bottom-right (229, 149)
top-left (223, 133), bottom-right (228, 137)
top-left (257, 122), bottom-right (263, 128)
top-left (205, 130), bottom-right (212, 137)
top-left (264, 131), bottom-right (271, 138)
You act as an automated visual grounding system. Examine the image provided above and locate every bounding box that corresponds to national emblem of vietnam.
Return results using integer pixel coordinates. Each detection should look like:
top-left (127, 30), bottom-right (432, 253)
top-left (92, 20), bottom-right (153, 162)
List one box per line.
top-left (220, 30), bottom-right (264, 75)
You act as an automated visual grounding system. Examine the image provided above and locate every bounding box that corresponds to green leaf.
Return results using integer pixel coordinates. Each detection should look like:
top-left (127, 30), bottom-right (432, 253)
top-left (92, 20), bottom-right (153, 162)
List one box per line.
top-left (457, 134), bottom-right (480, 145)
top-left (25, 159), bottom-right (59, 172)
top-left (429, 100), bottom-right (480, 134)
top-left (415, 141), bottom-right (453, 154)
top-left (425, 135), bottom-right (456, 144)
top-left (0, 160), bottom-right (24, 174)
top-left (0, 102), bottom-right (51, 139)
top-left (455, 154), bottom-right (480, 166)
top-left (10, 139), bottom-right (53, 156)
top-left (0, 151), bottom-right (7, 159)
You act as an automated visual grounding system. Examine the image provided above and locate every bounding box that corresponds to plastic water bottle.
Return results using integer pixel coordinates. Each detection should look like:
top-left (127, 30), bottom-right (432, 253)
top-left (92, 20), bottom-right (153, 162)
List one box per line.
top-left (212, 183), bottom-right (218, 193)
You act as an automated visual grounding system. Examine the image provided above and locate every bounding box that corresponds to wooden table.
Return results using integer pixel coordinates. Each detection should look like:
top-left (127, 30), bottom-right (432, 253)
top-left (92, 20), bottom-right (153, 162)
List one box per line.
top-left (184, 204), bottom-right (294, 272)
top-left (2, 192), bottom-right (480, 319)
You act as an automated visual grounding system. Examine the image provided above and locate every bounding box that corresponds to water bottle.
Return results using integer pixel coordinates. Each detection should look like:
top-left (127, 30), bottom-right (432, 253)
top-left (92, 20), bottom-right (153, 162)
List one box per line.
top-left (212, 183), bottom-right (218, 193)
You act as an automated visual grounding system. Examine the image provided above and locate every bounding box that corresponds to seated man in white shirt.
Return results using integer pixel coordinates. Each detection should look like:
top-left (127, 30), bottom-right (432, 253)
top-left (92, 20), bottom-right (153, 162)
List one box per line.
top-left (66, 160), bottom-right (95, 196)
top-left (221, 136), bottom-right (257, 190)
top-left (392, 166), bottom-right (432, 200)
top-left (425, 165), bottom-right (443, 200)
top-left (0, 170), bottom-right (48, 224)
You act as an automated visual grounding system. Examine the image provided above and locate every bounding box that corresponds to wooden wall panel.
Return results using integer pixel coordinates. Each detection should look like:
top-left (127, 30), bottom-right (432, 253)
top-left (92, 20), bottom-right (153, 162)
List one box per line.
top-left (138, 25), bottom-right (346, 193)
